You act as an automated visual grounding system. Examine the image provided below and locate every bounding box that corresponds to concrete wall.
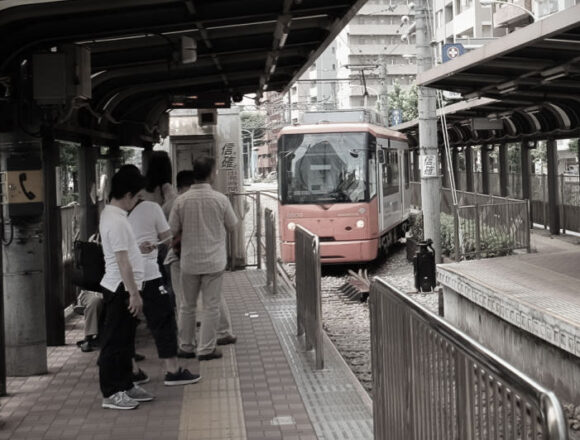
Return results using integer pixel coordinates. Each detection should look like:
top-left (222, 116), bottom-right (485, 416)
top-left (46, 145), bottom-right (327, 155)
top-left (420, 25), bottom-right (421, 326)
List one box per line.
top-left (444, 286), bottom-right (580, 404)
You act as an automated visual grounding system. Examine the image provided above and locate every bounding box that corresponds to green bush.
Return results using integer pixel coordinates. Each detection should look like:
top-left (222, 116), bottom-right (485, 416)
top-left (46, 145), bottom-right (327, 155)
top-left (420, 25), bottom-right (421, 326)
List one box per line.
top-left (412, 212), bottom-right (514, 260)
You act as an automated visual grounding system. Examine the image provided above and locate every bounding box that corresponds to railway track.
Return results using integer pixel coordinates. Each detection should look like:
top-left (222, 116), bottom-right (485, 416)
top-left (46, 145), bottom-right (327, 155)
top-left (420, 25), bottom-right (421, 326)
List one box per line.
top-left (282, 242), bottom-right (439, 395)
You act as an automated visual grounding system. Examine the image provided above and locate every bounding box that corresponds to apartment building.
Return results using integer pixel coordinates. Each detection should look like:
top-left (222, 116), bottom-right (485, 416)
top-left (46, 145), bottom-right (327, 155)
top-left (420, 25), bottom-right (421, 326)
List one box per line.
top-left (432, 0), bottom-right (575, 57)
top-left (289, 0), bottom-right (417, 123)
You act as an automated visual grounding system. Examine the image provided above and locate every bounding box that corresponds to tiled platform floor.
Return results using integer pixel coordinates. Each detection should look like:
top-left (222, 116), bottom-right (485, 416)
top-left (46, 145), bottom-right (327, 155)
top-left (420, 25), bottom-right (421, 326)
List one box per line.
top-left (0, 270), bottom-right (372, 440)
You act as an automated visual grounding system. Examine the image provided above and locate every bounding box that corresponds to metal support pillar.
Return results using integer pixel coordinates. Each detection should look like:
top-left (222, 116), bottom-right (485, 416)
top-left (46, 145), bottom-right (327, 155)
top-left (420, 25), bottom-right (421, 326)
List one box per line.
top-left (0, 133), bottom-right (47, 375)
top-left (78, 140), bottom-right (98, 240)
top-left (465, 145), bottom-right (474, 193)
top-left (451, 147), bottom-right (459, 190)
top-left (42, 129), bottom-right (64, 346)
top-left (499, 143), bottom-right (508, 197)
top-left (481, 146), bottom-right (490, 195)
top-left (520, 141), bottom-right (532, 221)
top-left (417, 0), bottom-right (441, 262)
top-left (440, 147), bottom-right (450, 188)
top-left (546, 138), bottom-right (560, 234)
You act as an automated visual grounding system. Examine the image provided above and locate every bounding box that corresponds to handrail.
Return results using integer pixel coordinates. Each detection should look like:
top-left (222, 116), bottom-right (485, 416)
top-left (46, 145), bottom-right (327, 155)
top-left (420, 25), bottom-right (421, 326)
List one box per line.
top-left (264, 208), bottom-right (277, 294)
top-left (370, 278), bottom-right (568, 439)
top-left (295, 225), bottom-right (323, 370)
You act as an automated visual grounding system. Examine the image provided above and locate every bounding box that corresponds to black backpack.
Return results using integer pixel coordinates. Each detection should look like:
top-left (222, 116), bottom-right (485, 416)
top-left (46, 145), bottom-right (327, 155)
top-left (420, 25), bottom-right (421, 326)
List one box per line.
top-left (72, 234), bottom-right (105, 292)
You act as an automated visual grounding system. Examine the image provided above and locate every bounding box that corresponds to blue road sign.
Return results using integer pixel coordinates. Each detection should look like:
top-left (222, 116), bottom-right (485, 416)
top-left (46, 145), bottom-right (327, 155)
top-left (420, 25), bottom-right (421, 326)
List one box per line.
top-left (442, 43), bottom-right (465, 63)
top-left (391, 108), bottom-right (402, 126)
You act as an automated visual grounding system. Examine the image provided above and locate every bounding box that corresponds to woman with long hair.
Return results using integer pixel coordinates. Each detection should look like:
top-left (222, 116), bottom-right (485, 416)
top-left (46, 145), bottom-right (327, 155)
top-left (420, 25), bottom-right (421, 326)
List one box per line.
top-left (143, 150), bottom-right (176, 217)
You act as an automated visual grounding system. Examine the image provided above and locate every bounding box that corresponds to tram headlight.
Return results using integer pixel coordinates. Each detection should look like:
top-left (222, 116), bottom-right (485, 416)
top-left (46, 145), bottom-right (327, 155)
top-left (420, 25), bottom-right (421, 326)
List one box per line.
top-left (287, 222), bottom-right (296, 231)
top-left (356, 220), bottom-right (365, 229)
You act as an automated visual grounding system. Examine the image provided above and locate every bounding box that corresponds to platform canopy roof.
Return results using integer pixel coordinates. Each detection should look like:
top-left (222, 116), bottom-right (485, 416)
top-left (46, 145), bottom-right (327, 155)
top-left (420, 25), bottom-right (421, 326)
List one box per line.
top-left (397, 5), bottom-right (580, 148)
top-left (0, 0), bottom-right (366, 142)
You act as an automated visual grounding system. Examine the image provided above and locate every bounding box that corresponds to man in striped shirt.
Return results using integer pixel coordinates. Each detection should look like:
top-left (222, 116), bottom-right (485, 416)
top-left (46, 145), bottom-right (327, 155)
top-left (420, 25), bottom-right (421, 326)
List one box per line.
top-left (169, 157), bottom-right (239, 361)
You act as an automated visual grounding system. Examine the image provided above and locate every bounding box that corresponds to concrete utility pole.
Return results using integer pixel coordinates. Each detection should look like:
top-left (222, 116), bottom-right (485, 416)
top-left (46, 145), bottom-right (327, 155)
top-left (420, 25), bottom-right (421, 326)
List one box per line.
top-left (380, 62), bottom-right (389, 126)
top-left (416, 0), bottom-right (441, 262)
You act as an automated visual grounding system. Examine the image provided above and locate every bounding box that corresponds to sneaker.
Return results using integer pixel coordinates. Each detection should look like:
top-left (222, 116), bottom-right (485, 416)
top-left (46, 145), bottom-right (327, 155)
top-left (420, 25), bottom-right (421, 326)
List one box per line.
top-left (217, 335), bottom-right (237, 346)
top-left (102, 391), bottom-right (139, 410)
top-left (132, 368), bottom-right (150, 385)
top-left (177, 349), bottom-right (196, 359)
top-left (126, 385), bottom-right (154, 402)
top-left (164, 368), bottom-right (201, 386)
top-left (198, 349), bottom-right (223, 361)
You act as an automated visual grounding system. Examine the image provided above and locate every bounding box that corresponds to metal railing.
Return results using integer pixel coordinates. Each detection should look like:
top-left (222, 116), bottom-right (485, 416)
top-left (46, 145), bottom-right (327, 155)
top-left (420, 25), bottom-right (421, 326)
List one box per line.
top-left (227, 190), bottom-right (281, 273)
top-left (228, 191), bottom-right (262, 269)
top-left (411, 182), bottom-right (530, 260)
top-left (453, 200), bottom-right (530, 260)
top-left (370, 278), bottom-right (568, 440)
top-left (264, 207), bottom-right (277, 294)
top-left (61, 203), bottom-right (80, 307)
top-left (294, 225), bottom-right (323, 370)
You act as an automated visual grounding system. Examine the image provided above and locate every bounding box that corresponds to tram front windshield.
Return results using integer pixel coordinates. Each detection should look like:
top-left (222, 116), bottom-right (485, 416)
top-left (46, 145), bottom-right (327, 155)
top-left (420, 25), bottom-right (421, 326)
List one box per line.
top-left (279, 132), bottom-right (370, 204)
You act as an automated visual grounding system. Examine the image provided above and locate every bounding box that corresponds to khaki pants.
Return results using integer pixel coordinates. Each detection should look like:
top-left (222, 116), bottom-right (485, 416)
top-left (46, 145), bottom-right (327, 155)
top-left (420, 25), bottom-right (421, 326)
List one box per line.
top-left (78, 290), bottom-right (103, 338)
top-left (175, 265), bottom-right (233, 355)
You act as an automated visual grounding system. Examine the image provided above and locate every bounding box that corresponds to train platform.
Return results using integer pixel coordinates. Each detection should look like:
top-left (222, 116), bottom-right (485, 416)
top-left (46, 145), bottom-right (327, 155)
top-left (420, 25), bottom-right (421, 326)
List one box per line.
top-left (437, 227), bottom-right (580, 403)
top-left (0, 270), bottom-right (373, 440)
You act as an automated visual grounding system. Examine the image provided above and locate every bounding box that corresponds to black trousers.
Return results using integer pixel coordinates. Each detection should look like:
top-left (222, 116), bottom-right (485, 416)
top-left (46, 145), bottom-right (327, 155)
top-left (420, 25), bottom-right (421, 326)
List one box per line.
top-left (98, 286), bottom-right (138, 398)
top-left (141, 277), bottom-right (178, 359)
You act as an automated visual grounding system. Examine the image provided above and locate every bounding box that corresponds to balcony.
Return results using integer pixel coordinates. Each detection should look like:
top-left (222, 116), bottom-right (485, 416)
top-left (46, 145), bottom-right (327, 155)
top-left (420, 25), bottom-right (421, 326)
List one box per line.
top-left (493, 0), bottom-right (533, 27)
top-left (349, 44), bottom-right (415, 56)
top-left (348, 24), bottom-right (403, 35)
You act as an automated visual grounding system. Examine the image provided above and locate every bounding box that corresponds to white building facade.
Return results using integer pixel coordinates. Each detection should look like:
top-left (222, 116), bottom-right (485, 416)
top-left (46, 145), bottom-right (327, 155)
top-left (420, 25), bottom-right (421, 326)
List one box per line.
top-left (289, 0), bottom-right (417, 124)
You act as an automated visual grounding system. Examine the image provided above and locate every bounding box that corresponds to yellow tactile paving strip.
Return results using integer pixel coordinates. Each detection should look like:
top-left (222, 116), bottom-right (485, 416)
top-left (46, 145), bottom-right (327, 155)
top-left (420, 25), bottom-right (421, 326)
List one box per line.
top-left (178, 345), bottom-right (246, 440)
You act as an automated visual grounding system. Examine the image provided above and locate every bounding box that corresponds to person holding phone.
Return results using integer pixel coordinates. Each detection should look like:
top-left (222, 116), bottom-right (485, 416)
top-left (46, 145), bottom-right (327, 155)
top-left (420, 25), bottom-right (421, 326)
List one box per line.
top-left (128, 198), bottom-right (200, 386)
top-left (98, 165), bottom-right (153, 410)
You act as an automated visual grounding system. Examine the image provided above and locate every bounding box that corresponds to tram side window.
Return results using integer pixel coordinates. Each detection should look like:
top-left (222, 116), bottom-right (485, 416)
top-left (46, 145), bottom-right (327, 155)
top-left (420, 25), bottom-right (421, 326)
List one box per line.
top-left (382, 150), bottom-right (399, 196)
top-left (368, 150), bottom-right (377, 199)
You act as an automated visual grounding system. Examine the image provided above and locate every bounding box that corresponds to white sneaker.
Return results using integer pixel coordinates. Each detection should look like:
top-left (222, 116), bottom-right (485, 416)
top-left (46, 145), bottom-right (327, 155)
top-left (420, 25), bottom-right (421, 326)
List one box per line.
top-left (126, 385), bottom-right (155, 402)
top-left (102, 391), bottom-right (140, 410)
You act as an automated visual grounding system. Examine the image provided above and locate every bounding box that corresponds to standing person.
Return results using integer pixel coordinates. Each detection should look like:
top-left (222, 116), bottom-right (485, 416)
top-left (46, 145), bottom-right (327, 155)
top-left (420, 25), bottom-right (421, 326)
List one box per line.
top-left (98, 165), bottom-right (153, 410)
top-left (143, 150), bottom-right (177, 222)
top-left (166, 170), bottom-right (237, 358)
top-left (74, 290), bottom-right (103, 353)
top-left (143, 150), bottom-right (177, 303)
top-left (128, 197), bottom-right (200, 385)
top-left (169, 157), bottom-right (239, 361)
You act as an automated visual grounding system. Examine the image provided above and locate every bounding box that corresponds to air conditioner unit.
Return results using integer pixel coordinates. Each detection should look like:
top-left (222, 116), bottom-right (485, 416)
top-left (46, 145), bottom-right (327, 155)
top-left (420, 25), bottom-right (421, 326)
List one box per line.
top-left (198, 109), bottom-right (217, 126)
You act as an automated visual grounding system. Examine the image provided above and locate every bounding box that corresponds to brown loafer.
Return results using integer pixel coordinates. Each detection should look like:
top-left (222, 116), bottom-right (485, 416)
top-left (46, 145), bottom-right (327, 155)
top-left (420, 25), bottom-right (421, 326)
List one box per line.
top-left (217, 335), bottom-right (237, 346)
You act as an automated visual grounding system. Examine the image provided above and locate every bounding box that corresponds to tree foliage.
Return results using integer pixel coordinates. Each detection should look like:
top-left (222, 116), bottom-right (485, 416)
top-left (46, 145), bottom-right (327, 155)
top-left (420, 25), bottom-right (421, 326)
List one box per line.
top-left (386, 82), bottom-right (418, 123)
top-left (241, 111), bottom-right (267, 146)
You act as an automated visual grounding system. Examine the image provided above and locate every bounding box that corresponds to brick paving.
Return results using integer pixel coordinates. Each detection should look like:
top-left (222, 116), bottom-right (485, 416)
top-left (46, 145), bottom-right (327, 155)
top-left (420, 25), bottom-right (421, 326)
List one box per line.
top-left (0, 269), bottom-right (372, 439)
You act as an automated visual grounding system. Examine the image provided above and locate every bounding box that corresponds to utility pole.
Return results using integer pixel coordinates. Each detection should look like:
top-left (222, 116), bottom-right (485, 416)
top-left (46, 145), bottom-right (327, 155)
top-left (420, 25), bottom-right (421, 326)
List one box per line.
top-left (380, 62), bottom-right (389, 126)
top-left (416, 0), bottom-right (441, 262)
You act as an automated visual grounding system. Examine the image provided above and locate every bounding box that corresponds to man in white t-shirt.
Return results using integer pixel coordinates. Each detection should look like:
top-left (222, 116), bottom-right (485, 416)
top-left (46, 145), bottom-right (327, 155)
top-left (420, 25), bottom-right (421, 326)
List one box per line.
top-left (98, 165), bottom-right (154, 410)
top-left (128, 199), bottom-right (199, 385)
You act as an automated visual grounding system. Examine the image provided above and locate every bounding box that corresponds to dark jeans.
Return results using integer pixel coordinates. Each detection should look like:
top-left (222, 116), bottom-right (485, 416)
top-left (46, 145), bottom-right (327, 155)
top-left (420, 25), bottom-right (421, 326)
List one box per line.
top-left (142, 277), bottom-right (178, 359)
top-left (98, 285), bottom-right (138, 398)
